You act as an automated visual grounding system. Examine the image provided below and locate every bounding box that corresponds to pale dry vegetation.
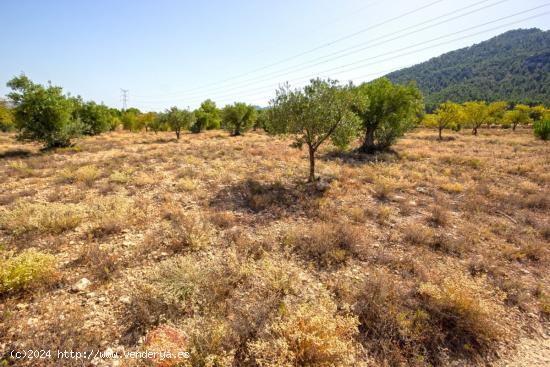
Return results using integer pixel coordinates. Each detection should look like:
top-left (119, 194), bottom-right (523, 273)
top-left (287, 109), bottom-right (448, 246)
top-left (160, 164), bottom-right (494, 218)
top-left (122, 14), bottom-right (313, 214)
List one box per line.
top-left (0, 128), bottom-right (548, 366)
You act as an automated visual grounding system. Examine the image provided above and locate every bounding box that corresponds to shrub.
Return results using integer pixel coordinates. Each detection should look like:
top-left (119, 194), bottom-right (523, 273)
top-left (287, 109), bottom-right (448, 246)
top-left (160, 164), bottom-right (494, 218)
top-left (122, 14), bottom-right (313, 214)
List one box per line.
top-left (74, 165), bottom-right (101, 186)
top-left (285, 222), bottom-right (364, 268)
top-left (248, 295), bottom-right (362, 367)
top-left (1, 201), bottom-right (82, 236)
top-left (353, 270), bottom-right (506, 365)
top-left (7, 160), bottom-right (34, 177)
top-left (161, 208), bottom-right (213, 252)
top-left (428, 205), bottom-right (449, 227)
top-left (76, 243), bottom-right (119, 281)
top-left (88, 196), bottom-right (136, 238)
top-left (418, 273), bottom-right (506, 356)
top-left (440, 182), bottom-right (464, 193)
top-left (533, 119), bottom-right (550, 140)
top-left (109, 170), bottom-right (131, 184)
top-left (0, 249), bottom-right (58, 295)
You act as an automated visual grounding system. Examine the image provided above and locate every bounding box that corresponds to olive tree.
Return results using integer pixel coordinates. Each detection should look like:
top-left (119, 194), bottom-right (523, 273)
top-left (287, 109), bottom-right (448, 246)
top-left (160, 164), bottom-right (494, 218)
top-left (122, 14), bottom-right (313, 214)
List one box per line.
top-left (352, 78), bottom-right (423, 152)
top-left (222, 102), bottom-right (257, 136)
top-left (158, 106), bottom-right (195, 139)
top-left (7, 75), bottom-right (83, 148)
top-left (192, 99), bottom-right (221, 133)
top-left (268, 79), bottom-right (363, 182)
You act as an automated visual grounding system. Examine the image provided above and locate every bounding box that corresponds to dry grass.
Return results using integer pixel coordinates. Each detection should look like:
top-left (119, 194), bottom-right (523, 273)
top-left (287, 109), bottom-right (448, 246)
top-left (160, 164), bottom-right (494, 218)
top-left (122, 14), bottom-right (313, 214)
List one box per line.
top-left (0, 128), bottom-right (548, 366)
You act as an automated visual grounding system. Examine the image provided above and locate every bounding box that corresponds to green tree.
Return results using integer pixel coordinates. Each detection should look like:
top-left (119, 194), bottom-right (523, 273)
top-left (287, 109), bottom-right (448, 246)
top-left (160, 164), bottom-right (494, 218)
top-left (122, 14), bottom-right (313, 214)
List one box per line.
top-left (138, 112), bottom-right (157, 132)
top-left (424, 101), bottom-right (462, 140)
top-left (159, 107), bottom-right (195, 139)
top-left (352, 78), bottom-right (423, 152)
top-left (268, 79), bottom-right (362, 182)
top-left (222, 102), bottom-right (257, 136)
top-left (77, 101), bottom-right (116, 135)
top-left (461, 101), bottom-right (491, 136)
top-left (0, 100), bottom-right (14, 132)
top-left (7, 75), bottom-right (83, 148)
top-left (487, 101), bottom-right (508, 126)
top-left (504, 104), bottom-right (532, 131)
top-left (121, 111), bottom-right (139, 131)
top-left (192, 99), bottom-right (221, 133)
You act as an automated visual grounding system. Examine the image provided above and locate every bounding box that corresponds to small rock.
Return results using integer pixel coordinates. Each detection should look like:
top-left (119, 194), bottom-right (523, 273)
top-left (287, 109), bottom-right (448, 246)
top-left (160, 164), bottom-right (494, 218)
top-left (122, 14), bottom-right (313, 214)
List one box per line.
top-left (120, 296), bottom-right (132, 305)
top-left (16, 303), bottom-right (28, 310)
top-left (72, 277), bottom-right (91, 292)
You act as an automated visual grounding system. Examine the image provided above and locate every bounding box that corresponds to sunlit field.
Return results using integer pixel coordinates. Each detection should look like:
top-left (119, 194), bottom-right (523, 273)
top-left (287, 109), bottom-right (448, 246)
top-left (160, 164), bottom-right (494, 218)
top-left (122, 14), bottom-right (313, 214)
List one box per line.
top-left (1, 127), bottom-right (548, 366)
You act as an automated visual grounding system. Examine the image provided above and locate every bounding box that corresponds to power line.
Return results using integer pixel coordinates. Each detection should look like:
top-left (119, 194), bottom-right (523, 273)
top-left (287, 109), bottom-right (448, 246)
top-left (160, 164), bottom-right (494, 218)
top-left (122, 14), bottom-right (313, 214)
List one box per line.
top-left (132, 4), bottom-right (549, 106)
top-left (133, 0), bottom-right (447, 99)
top-left (134, 0), bottom-right (508, 102)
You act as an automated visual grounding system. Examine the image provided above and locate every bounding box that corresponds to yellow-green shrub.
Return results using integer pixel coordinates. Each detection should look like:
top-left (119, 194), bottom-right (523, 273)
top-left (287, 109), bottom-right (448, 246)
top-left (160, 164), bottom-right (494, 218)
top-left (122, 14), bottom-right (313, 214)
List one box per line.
top-left (0, 249), bottom-right (58, 294)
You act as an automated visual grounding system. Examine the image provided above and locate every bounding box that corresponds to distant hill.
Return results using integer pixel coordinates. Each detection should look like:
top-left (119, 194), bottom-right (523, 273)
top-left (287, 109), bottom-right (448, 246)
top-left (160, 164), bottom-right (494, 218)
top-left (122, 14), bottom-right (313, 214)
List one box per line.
top-left (385, 28), bottom-right (550, 109)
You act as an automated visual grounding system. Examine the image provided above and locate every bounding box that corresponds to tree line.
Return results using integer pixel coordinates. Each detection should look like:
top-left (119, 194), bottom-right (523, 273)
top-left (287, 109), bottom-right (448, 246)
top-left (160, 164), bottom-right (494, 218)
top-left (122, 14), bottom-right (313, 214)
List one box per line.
top-left (423, 101), bottom-right (550, 140)
top-left (1, 74), bottom-right (548, 182)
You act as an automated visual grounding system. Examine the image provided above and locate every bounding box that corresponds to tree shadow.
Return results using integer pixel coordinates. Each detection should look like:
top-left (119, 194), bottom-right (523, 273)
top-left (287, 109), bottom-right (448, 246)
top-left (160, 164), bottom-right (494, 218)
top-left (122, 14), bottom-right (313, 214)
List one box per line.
top-left (0, 149), bottom-right (34, 159)
top-left (138, 137), bottom-right (178, 145)
top-left (319, 148), bottom-right (401, 166)
top-left (209, 179), bottom-right (327, 220)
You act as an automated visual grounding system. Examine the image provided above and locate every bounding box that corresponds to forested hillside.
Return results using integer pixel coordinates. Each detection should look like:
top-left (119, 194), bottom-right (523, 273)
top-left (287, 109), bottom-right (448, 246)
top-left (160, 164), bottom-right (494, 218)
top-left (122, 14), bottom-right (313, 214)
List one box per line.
top-left (386, 28), bottom-right (550, 109)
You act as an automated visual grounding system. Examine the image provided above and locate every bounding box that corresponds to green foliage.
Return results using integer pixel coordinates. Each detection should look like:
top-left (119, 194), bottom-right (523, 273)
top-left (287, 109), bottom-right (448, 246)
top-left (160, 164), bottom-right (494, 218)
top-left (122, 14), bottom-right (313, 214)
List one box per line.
top-left (423, 101), bottom-right (462, 139)
top-left (487, 101), bottom-right (508, 125)
top-left (504, 104), bottom-right (532, 131)
top-left (461, 101), bottom-right (491, 135)
top-left (533, 119), bottom-right (550, 140)
top-left (0, 100), bottom-right (14, 132)
top-left (157, 106), bottom-right (195, 139)
top-left (137, 112), bottom-right (157, 132)
top-left (222, 102), bottom-right (257, 136)
top-left (0, 249), bottom-right (58, 295)
top-left (529, 105), bottom-right (547, 121)
top-left (387, 29), bottom-right (550, 109)
top-left (268, 78), bottom-right (361, 182)
top-left (192, 99), bottom-right (221, 133)
top-left (352, 78), bottom-right (423, 152)
top-left (77, 101), bottom-right (116, 135)
top-left (7, 74), bottom-right (83, 148)
top-left (254, 108), bottom-right (269, 130)
top-left (120, 111), bottom-right (139, 131)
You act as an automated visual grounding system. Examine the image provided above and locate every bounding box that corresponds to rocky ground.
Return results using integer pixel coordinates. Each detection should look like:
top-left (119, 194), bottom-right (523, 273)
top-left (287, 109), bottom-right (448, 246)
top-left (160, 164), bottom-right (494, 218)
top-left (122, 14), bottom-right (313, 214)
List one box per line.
top-left (0, 128), bottom-right (548, 366)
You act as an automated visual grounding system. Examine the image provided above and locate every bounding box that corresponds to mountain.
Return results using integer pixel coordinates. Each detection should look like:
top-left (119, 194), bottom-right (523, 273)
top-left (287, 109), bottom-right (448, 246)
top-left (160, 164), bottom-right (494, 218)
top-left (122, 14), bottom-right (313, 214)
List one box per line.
top-left (385, 28), bottom-right (550, 109)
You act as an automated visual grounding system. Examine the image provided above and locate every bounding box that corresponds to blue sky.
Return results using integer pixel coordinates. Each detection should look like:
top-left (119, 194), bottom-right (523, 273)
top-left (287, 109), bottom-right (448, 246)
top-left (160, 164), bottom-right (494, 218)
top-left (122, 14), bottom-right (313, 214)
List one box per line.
top-left (1, 0), bottom-right (549, 111)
